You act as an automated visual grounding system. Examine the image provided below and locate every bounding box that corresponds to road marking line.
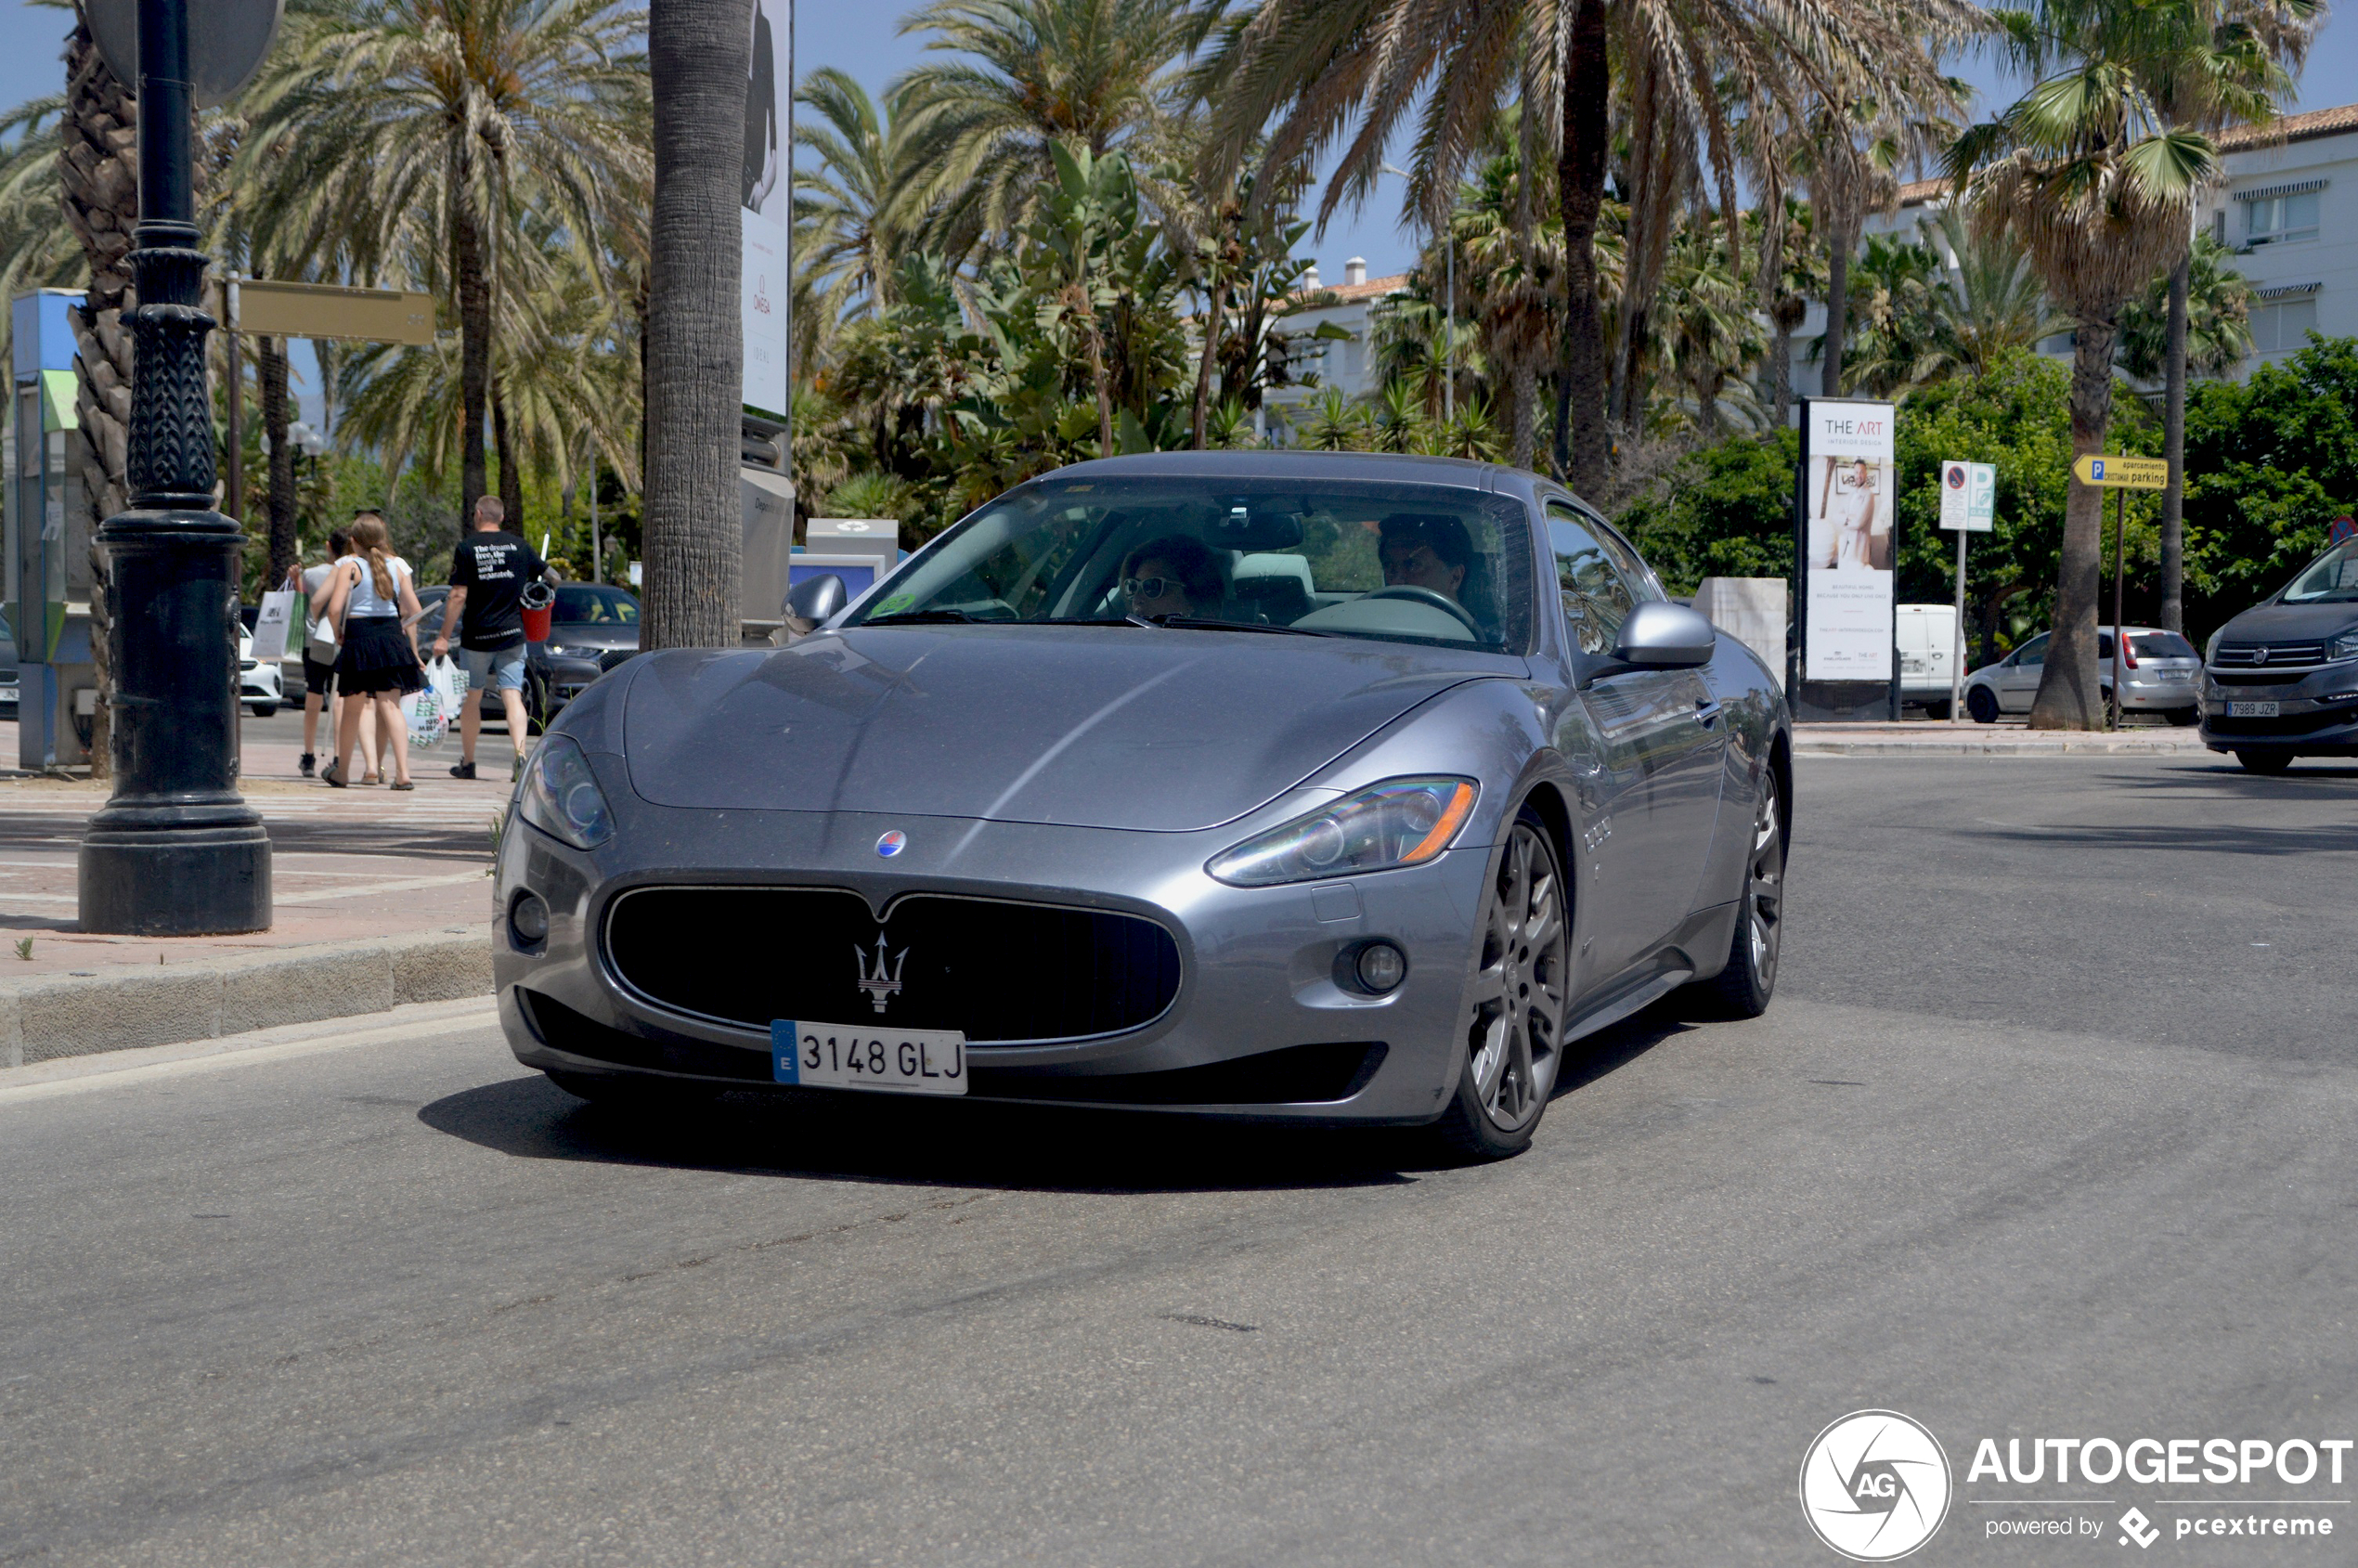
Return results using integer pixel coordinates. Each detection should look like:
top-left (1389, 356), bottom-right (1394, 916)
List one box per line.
top-left (0, 997), bottom-right (500, 1106)
top-left (275, 872), bottom-right (490, 903)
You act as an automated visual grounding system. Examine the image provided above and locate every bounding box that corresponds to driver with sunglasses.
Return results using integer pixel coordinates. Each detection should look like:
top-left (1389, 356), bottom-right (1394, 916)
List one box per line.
top-left (1121, 534), bottom-right (1224, 619)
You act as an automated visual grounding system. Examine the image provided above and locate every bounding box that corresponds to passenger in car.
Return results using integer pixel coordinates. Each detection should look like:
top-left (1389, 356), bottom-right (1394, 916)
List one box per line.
top-left (1122, 535), bottom-right (1225, 619)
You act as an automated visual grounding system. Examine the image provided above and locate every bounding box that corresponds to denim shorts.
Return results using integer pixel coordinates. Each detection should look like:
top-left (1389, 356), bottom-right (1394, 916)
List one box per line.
top-left (459, 642), bottom-right (527, 693)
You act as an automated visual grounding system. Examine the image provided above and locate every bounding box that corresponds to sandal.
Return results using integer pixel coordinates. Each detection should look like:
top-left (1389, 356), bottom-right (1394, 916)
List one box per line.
top-left (321, 761), bottom-right (347, 788)
top-left (390, 780), bottom-right (415, 791)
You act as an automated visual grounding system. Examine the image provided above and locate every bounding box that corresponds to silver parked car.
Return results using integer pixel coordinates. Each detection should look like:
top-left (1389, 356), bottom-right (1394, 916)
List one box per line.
top-left (491, 453), bottom-right (1793, 1160)
top-left (1961, 625), bottom-right (2200, 724)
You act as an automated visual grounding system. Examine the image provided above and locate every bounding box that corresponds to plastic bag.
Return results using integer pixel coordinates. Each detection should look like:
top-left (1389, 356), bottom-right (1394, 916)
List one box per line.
top-left (402, 672), bottom-right (449, 750)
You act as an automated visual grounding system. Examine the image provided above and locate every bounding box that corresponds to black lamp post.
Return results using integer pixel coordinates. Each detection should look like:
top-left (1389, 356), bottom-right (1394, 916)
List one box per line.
top-left (76, 0), bottom-right (270, 936)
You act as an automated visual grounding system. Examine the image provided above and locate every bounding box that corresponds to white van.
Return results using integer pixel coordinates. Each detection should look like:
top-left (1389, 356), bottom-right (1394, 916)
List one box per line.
top-left (1896, 603), bottom-right (1959, 715)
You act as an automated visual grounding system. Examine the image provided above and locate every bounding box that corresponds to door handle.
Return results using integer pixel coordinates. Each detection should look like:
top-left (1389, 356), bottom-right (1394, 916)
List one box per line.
top-left (1694, 697), bottom-right (1723, 727)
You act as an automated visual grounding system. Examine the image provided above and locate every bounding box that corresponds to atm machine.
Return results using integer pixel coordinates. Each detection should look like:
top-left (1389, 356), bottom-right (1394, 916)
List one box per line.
top-left (9, 290), bottom-right (96, 769)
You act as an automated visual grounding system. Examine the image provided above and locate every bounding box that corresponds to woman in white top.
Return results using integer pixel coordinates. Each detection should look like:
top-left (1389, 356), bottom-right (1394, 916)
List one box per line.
top-left (1826, 459), bottom-right (1880, 570)
top-left (319, 514), bottom-right (426, 789)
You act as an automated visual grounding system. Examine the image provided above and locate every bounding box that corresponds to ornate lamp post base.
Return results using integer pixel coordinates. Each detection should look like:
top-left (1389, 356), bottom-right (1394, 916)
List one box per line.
top-left (77, 512), bottom-right (269, 937)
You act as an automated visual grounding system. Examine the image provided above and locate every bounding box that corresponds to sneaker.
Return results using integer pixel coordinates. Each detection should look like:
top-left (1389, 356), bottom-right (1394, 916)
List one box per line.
top-left (299, 753), bottom-right (316, 777)
top-left (449, 760), bottom-right (477, 780)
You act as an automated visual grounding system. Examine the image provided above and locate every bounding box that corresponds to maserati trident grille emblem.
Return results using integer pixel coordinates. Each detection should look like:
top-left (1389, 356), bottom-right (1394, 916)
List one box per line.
top-left (855, 935), bottom-right (908, 1013)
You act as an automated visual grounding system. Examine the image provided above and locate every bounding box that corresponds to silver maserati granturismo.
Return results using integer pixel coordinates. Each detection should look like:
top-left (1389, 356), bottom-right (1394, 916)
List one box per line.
top-left (493, 451), bottom-right (1790, 1158)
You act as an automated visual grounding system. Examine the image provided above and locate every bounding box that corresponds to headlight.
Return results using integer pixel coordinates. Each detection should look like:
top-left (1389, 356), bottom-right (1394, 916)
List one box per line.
top-left (2205, 627), bottom-right (2225, 666)
top-left (1207, 777), bottom-right (1476, 888)
top-left (2331, 630), bottom-right (2358, 662)
top-left (519, 734), bottom-right (615, 849)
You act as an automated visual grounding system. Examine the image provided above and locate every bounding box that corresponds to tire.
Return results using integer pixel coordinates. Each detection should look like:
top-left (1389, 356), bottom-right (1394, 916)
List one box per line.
top-left (1965, 685), bottom-right (2000, 724)
top-left (2236, 750), bottom-right (2295, 775)
top-left (2167, 706), bottom-right (2199, 727)
top-left (1430, 807), bottom-right (1573, 1161)
top-left (1922, 700), bottom-right (1951, 721)
top-left (247, 702), bottom-right (278, 719)
top-left (546, 1069), bottom-right (718, 1113)
top-left (1694, 770), bottom-right (1784, 1018)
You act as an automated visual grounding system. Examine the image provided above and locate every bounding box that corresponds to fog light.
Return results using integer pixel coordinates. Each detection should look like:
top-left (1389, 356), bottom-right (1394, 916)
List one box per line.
top-left (509, 889), bottom-right (551, 947)
top-left (1354, 941), bottom-right (1406, 993)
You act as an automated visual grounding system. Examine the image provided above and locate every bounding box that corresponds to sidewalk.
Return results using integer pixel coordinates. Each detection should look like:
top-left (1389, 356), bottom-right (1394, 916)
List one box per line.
top-left (1793, 719), bottom-right (2214, 756)
top-left (0, 716), bottom-right (513, 1068)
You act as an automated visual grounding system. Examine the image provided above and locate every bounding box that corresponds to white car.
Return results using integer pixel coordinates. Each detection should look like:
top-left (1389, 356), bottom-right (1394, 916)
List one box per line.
top-left (239, 630), bottom-right (284, 718)
top-left (1962, 624), bottom-right (2201, 724)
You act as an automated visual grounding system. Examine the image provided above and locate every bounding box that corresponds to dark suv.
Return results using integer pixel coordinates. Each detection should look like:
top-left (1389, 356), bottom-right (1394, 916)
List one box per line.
top-left (2201, 538), bottom-right (2358, 773)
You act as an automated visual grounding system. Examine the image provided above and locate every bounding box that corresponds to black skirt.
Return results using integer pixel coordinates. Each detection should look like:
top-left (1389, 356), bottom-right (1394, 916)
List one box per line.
top-left (335, 616), bottom-right (424, 695)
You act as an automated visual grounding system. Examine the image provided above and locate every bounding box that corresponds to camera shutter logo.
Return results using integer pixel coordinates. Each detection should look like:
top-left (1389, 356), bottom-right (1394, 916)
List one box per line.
top-left (1799, 1410), bottom-right (1953, 1561)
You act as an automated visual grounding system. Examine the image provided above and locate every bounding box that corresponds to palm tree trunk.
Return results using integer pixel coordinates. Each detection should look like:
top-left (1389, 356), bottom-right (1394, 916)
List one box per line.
top-left (1191, 277), bottom-right (1224, 449)
top-left (643, 0), bottom-right (749, 649)
top-left (260, 336), bottom-right (296, 587)
top-left (1552, 0), bottom-right (1612, 495)
top-left (1820, 218), bottom-right (1856, 396)
top-left (2159, 253), bottom-right (2189, 634)
top-left (1087, 325), bottom-right (1115, 454)
top-left (493, 377), bottom-right (525, 531)
top-left (1769, 305), bottom-right (1799, 429)
top-left (1510, 360), bottom-right (1536, 470)
top-left (2029, 320), bottom-right (2117, 730)
top-left (452, 178), bottom-right (493, 522)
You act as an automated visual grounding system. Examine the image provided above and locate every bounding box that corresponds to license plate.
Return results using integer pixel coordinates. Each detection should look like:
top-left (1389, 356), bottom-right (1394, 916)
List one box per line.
top-left (2159, 669), bottom-right (2194, 684)
top-left (771, 1021), bottom-right (968, 1095)
top-left (2228, 700), bottom-right (2279, 718)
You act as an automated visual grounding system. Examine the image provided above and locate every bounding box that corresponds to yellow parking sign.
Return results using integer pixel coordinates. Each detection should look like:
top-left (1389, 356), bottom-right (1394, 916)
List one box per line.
top-left (2072, 454), bottom-right (2169, 489)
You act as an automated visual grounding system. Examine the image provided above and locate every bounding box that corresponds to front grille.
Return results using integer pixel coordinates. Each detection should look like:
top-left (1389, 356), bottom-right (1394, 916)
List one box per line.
top-left (603, 887), bottom-right (1183, 1043)
top-left (2213, 641), bottom-right (2330, 670)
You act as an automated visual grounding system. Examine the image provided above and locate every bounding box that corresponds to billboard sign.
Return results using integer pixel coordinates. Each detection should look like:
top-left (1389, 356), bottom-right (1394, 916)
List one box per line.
top-left (740, 0), bottom-right (790, 421)
top-left (1939, 461), bottom-right (1995, 532)
top-left (1800, 398), bottom-right (1897, 681)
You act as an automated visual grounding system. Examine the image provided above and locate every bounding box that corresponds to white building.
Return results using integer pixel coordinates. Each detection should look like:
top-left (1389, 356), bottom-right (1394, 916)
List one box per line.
top-left (1250, 258), bottom-right (1414, 437)
top-left (1790, 100), bottom-right (2358, 395)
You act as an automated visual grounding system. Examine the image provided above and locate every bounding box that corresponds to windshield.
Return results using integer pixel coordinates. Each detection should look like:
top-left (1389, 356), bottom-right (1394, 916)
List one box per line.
top-left (845, 475), bottom-right (1535, 653)
top-left (555, 586), bottom-right (640, 624)
top-left (2281, 540), bottom-right (2358, 603)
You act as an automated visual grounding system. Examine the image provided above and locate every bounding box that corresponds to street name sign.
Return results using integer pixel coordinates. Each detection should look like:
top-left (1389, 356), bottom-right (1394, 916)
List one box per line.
top-left (2073, 454), bottom-right (2170, 489)
top-left (230, 280), bottom-right (437, 345)
top-left (1939, 460), bottom-right (1995, 532)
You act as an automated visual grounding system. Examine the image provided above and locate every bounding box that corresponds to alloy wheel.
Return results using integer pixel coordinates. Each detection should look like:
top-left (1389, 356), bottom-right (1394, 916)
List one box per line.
top-left (1465, 821), bottom-right (1571, 1132)
top-left (1744, 781), bottom-right (1784, 991)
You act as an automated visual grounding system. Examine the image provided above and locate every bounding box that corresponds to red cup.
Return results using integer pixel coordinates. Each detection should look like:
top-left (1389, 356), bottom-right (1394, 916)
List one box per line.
top-left (520, 582), bottom-right (555, 642)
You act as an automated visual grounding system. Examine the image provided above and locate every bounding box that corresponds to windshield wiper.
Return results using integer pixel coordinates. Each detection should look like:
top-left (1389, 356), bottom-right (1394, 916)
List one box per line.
top-left (862, 608), bottom-right (980, 626)
top-left (1145, 615), bottom-right (1335, 637)
top-left (1041, 616), bottom-right (1159, 628)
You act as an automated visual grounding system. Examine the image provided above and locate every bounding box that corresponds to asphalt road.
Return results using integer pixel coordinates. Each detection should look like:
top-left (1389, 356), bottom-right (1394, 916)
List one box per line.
top-left (3, 752), bottom-right (2354, 1566)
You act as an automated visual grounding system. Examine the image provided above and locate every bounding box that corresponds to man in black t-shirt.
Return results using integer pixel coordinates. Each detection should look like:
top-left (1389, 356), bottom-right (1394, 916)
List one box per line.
top-left (433, 496), bottom-right (549, 779)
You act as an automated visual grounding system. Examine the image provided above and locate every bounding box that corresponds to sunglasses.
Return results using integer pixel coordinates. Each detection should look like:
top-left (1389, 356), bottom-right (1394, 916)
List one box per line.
top-left (1123, 576), bottom-right (1187, 600)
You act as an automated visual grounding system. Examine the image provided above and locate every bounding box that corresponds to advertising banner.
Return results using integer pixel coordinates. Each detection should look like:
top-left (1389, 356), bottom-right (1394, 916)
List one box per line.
top-left (1799, 398), bottom-right (1897, 682)
top-left (740, 0), bottom-right (790, 421)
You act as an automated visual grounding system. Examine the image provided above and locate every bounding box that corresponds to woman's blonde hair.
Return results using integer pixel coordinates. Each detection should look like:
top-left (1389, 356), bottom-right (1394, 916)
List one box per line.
top-left (349, 514), bottom-right (395, 599)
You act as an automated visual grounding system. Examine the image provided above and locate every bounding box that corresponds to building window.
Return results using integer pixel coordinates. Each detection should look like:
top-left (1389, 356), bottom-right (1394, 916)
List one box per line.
top-left (2251, 295), bottom-right (2320, 353)
top-left (2247, 190), bottom-right (2320, 247)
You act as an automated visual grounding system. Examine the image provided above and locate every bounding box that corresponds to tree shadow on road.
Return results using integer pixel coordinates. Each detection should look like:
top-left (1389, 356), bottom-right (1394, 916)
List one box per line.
top-left (418, 1071), bottom-right (1427, 1195)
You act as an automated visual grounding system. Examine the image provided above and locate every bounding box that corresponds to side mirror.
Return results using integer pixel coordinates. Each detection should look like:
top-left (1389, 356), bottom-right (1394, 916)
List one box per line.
top-left (1611, 601), bottom-right (1716, 668)
top-left (782, 574), bottom-right (847, 639)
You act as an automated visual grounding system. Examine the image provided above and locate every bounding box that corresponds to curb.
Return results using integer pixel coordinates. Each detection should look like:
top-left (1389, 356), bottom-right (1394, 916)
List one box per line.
top-left (0, 925), bottom-right (496, 1070)
top-left (1794, 738), bottom-right (2209, 756)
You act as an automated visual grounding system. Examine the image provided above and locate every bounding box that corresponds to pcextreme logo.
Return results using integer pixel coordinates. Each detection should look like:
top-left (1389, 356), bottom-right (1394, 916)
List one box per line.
top-left (1801, 1410), bottom-right (1955, 1562)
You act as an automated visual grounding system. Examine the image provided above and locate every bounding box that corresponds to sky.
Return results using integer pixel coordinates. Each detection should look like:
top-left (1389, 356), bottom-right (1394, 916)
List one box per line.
top-left (2, 0), bottom-right (2356, 413)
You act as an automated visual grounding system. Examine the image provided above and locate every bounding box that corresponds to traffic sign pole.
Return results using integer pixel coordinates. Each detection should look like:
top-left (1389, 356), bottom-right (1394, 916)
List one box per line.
top-left (2110, 487), bottom-right (2127, 731)
top-left (1953, 528), bottom-right (1967, 723)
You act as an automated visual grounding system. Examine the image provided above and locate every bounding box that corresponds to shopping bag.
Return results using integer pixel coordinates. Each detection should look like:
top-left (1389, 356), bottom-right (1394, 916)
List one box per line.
top-left (424, 654), bottom-right (465, 715)
top-left (402, 683), bottom-right (449, 750)
top-left (251, 590), bottom-right (296, 663)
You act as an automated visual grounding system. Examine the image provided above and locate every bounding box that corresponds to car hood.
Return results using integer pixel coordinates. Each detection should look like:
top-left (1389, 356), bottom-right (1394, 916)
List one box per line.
top-left (621, 626), bottom-right (1511, 830)
top-left (544, 623), bottom-right (640, 653)
top-left (2215, 601), bottom-right (2358, 643)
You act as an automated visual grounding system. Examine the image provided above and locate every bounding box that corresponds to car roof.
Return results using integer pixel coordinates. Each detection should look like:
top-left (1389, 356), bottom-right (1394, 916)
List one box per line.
top-left (1046, 449), bottom-right (1551, 504)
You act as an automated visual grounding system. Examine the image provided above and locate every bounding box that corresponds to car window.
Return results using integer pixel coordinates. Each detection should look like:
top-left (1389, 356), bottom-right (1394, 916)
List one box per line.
top-left (1545, 504), bottom-right (1638, 656)
top-left (2132, 632), bottom-right (2196, 659)
top-left (2281, 539), bottom-right (2358, 603)
top-left (843, 475), bottom-right (1534, 654)
top-left (2098, 634), bottom-right (2115, 660)
top-left (2016, 634), bottom-right (2048, 667)
top-left (555, 586), bottom-right (640, 624)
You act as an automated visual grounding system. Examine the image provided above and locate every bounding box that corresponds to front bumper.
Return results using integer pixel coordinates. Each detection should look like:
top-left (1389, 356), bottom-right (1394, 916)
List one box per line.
top-left (491, 758), bottom-right (1488, 1124)
top-left (2199, 671), bottom-right (2358, 754)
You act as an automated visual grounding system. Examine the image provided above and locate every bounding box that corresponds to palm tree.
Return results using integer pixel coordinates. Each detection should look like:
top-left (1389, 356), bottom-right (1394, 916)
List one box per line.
top-left (893, 0), bottom-right (1198, 255)
top-left (1195, 0), bottom-right (1966, 499)
top-left (1654, 221), bottom-right (1764, 434)
top-left (0, 94), bottom-right (75, 309)
top-left (238, 0), bottom-right (651, 526)
top-left (794, 67), bottom-right (916, 380)
top-left (1950, 0), bottom-right (2241, 728)
top-left (1458, 151), bottom-right (1562, 469)
top-left (642, 0), bottom-right (745, 648)
top-left (2116, 233), bottom-right (2252, 381)
top-left (1743, 196), bottom-right (1825, 428)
